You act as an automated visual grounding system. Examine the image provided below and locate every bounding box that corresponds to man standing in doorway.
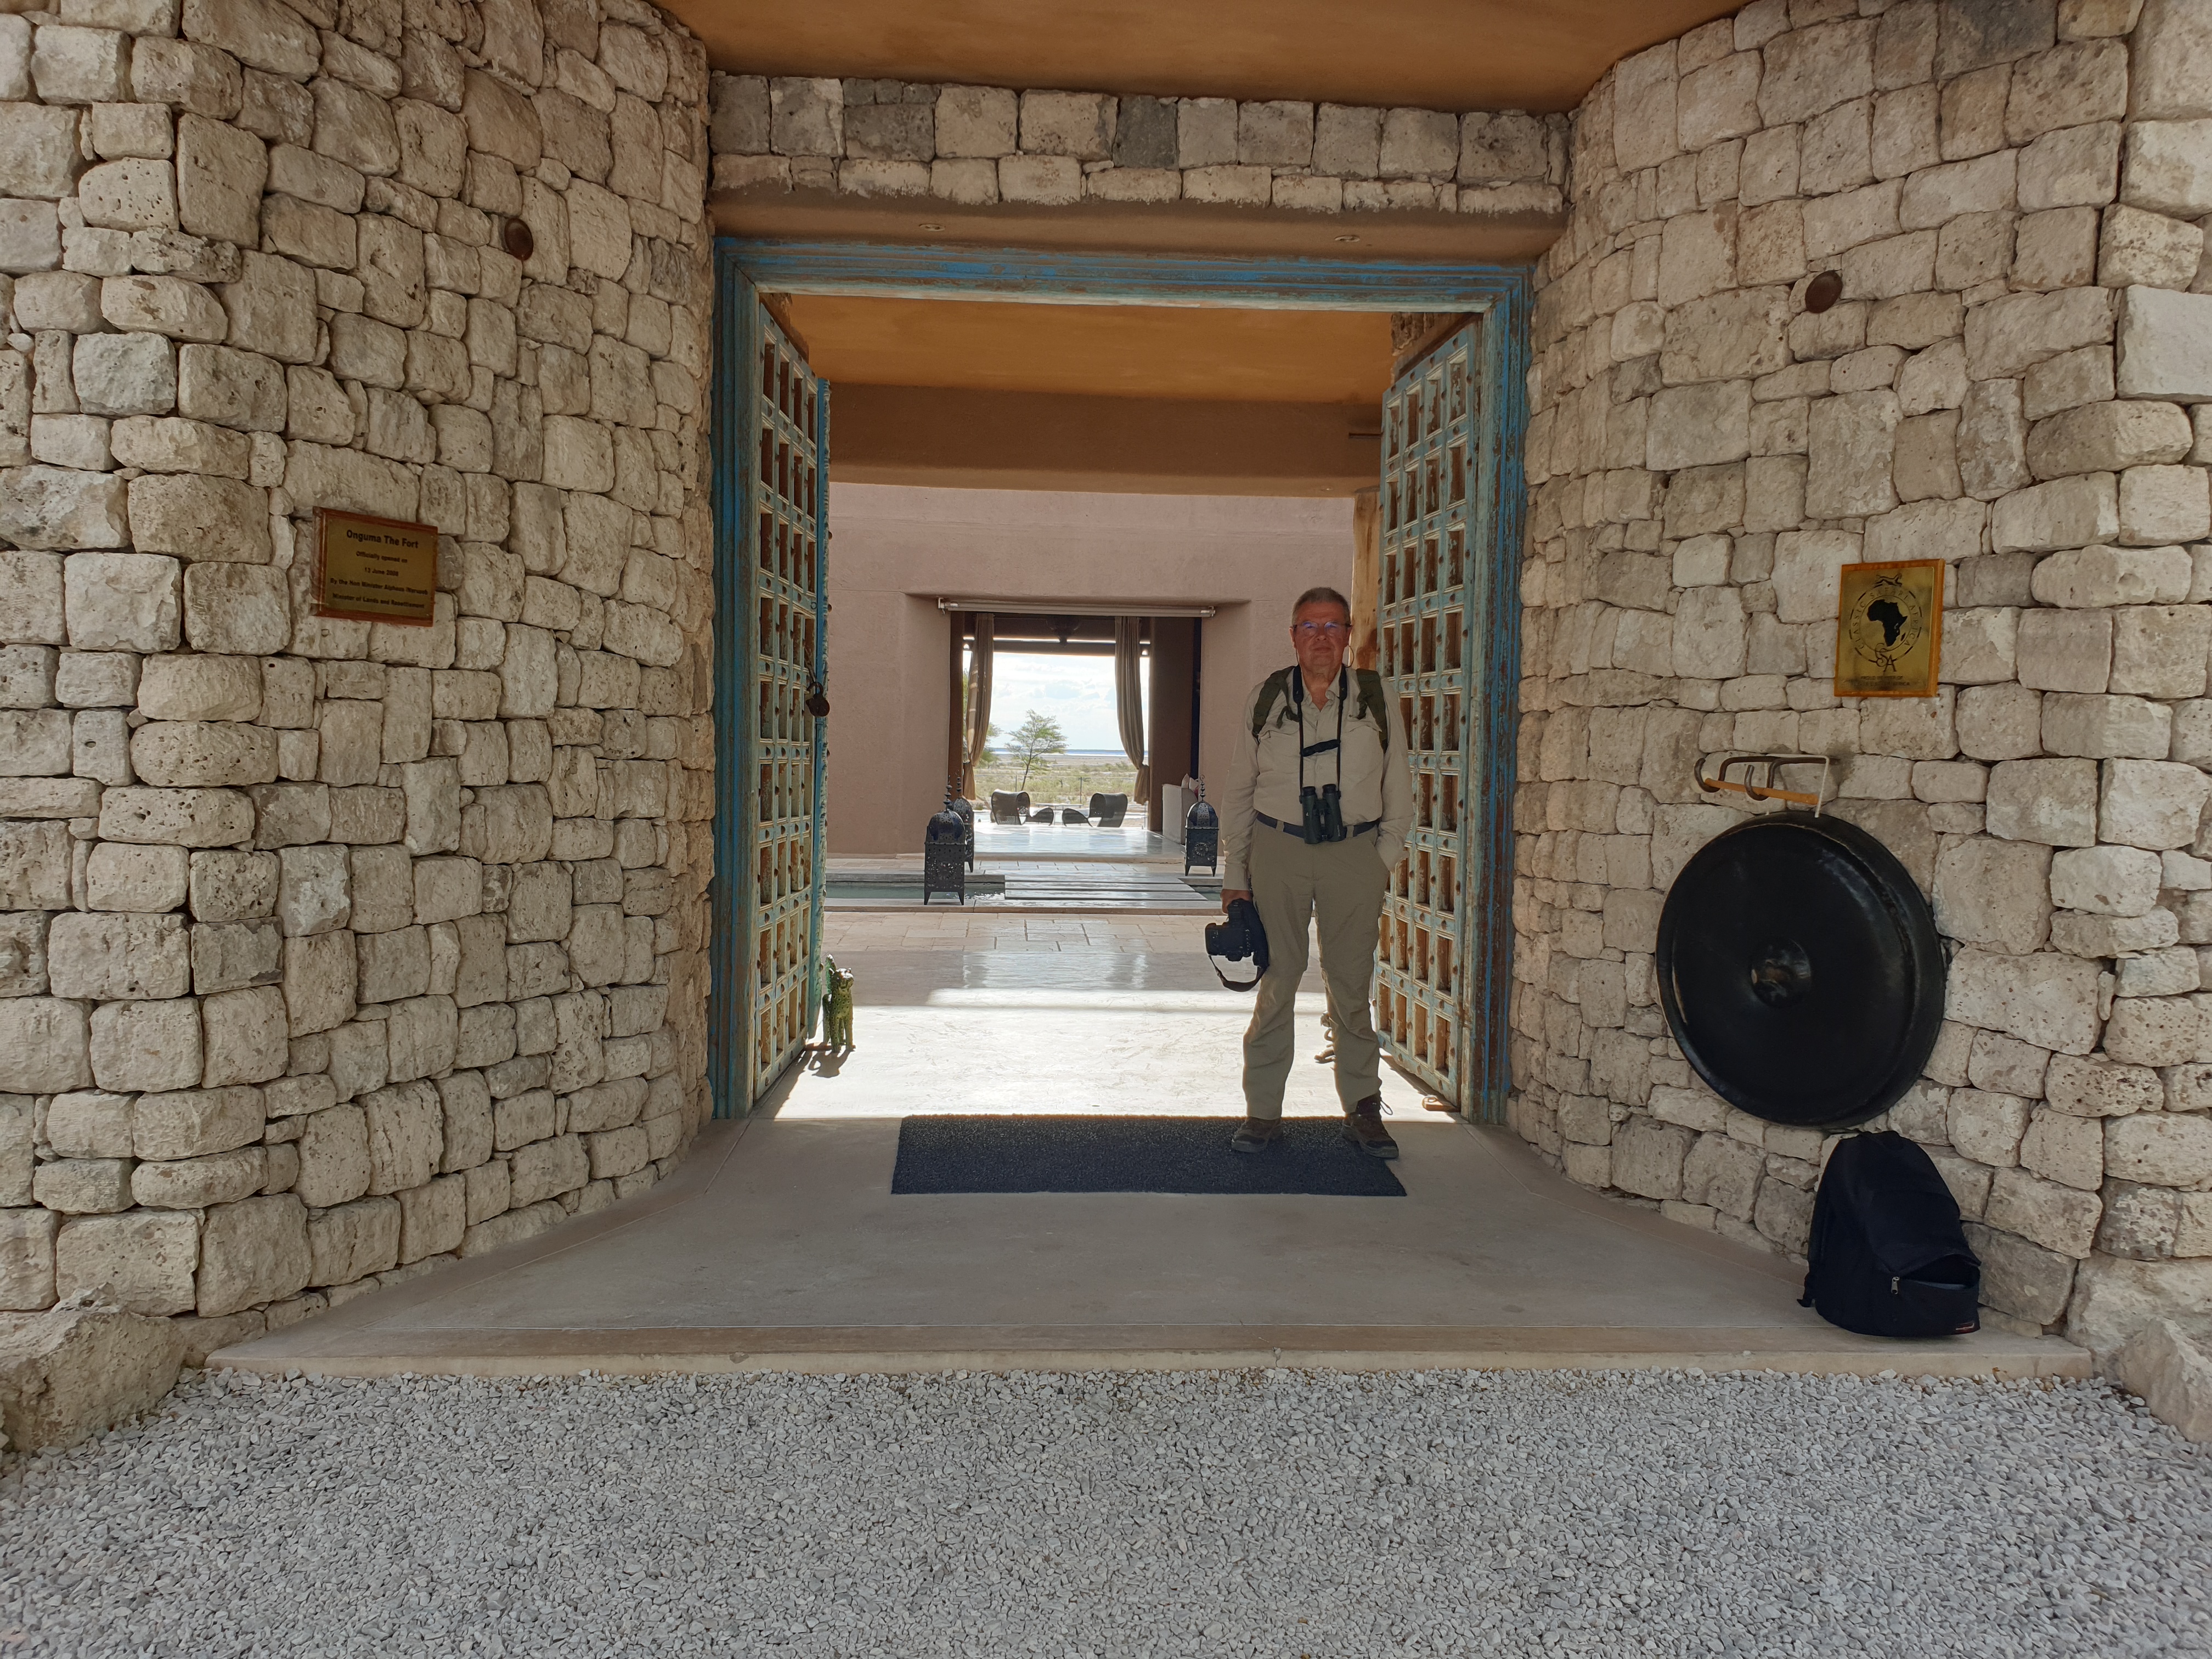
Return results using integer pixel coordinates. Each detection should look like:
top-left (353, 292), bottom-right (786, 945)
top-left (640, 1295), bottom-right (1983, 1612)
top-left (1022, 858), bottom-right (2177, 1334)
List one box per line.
top-left (1220, 587), bottom-right (1414, 1157)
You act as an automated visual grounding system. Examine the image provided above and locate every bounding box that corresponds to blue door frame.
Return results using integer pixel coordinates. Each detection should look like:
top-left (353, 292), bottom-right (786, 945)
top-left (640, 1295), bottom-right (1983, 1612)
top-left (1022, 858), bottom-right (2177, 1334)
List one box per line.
top-left (708, 238), bottom-right (1531, 1122)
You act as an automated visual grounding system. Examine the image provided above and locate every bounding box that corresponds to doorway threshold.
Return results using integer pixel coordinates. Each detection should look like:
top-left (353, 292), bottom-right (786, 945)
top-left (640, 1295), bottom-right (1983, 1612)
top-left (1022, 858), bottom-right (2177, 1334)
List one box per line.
top-left (212, 1119), bottom-right (2085, 1386)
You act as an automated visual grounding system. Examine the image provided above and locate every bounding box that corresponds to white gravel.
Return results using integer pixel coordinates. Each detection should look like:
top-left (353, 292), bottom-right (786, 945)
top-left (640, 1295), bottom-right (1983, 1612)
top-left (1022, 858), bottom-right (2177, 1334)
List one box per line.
top-left (3, 1366), bottom-right (2208, 1658)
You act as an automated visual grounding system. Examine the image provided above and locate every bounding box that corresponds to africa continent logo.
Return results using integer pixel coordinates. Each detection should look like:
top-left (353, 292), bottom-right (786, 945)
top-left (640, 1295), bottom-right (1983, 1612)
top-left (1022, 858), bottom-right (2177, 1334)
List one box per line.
top-left (1844, 571), bottom-right (1926, 676)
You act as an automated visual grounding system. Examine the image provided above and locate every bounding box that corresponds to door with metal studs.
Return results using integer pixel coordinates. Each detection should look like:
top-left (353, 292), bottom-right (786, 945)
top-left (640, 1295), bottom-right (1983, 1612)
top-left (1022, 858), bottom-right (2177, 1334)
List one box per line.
top-left (1374, 320), bottom-right (1484, 1108)
top-left (712, 258), bottom-right (830, 1115)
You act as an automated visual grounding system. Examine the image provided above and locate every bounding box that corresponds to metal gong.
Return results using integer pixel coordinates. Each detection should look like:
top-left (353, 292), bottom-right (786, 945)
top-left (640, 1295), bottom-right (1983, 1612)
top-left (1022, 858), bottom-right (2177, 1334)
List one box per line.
top-left (1656, 813), bottom-right (1944, 1131)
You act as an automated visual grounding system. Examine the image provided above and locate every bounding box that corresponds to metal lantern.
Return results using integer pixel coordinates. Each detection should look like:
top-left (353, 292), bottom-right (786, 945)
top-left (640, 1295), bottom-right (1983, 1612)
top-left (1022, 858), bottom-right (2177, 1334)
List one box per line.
top-left (947, 794), bottom-right (976, 870)
top-left (923, 798), bottom-right (969, 904)
top-left (1184, 789), bottom-right (1220, 876)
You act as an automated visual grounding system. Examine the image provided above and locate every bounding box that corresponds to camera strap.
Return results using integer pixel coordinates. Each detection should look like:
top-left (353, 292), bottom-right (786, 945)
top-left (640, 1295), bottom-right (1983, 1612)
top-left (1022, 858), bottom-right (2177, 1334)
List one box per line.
top-left (1290, 667), bottom-right (1348, 797)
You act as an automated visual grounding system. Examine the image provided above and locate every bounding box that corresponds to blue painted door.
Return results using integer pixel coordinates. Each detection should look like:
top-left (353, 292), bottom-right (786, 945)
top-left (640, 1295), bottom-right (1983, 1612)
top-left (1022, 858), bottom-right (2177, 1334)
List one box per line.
top-left (711, 252), bottom-right (829, 1116)
top-left (1375, 322), bottom-right (1484, 1110)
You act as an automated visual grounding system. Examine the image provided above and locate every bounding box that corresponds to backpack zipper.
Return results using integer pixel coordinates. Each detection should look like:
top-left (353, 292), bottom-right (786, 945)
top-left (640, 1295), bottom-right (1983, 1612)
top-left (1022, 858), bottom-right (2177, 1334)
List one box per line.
top-left (1890, 1276), bottom-right (1900, 1295)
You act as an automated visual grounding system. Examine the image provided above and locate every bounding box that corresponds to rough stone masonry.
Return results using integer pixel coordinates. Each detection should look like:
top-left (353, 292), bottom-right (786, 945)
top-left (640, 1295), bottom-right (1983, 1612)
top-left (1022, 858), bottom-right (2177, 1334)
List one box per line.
top-left (1515, 0), bottom-right (2212, 1361)
top-left (0, 0), bottom-right (718, 1361)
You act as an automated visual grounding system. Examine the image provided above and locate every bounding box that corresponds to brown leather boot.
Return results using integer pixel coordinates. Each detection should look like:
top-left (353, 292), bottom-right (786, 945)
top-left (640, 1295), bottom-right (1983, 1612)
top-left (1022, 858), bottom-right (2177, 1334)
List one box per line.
top-left (1341, 1095), bottom-right (1398, 1159)
top-left (1229, 1117), bottom-right (1284, 1153)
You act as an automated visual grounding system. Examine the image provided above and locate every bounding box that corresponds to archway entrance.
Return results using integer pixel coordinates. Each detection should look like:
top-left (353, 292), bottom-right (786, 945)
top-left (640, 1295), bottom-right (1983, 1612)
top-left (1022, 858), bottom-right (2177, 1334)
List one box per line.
top-left (705, 241), bottom-right (1532, 1125)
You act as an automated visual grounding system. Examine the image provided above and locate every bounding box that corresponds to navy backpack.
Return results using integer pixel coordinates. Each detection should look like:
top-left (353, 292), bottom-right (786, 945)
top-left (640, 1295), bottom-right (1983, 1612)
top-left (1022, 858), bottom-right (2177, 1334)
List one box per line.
top-left (1799, 1131), bottom-right (1982, 1339)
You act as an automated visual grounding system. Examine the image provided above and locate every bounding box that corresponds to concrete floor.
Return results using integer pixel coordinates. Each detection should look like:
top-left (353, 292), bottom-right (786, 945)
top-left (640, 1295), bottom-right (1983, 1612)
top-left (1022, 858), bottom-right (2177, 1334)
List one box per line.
top-left (218, 917), bottom-right (2087, 1383)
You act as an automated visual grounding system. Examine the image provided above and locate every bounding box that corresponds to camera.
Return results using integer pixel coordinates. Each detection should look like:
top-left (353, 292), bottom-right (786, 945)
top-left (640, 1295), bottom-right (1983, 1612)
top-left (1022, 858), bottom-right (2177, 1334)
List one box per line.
top-left (1299, 782), bottom-right (1346, 844)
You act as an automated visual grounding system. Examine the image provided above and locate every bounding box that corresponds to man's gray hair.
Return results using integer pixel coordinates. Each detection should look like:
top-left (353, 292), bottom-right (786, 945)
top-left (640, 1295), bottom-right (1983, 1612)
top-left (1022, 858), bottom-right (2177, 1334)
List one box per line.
top-left (1291, 585), bottom-right (1352, 621)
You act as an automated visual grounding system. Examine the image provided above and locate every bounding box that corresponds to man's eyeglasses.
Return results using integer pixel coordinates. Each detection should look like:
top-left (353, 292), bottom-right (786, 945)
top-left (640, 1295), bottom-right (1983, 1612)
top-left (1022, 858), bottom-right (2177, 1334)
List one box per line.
top-left (1293, 621), bottom-right (1350, 639)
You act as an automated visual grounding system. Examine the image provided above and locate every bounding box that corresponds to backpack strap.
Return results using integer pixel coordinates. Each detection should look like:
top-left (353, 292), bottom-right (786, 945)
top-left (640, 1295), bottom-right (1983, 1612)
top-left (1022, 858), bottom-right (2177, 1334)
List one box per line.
top-left (1249, 667), bottom-right (1295, 741)
top-left (1353, 668), bottom-right (1391, 751)
top-left (1252, 665), bottom-right (1393, 749)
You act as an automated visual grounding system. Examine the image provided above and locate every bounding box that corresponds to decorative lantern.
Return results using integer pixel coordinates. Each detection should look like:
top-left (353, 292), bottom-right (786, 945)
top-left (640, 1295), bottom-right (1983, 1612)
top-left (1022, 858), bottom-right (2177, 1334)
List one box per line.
top-left (947, 794), bottom-right (975, 870)
top-left (1184, 787), bottom-right (1220, 876)
top-left (923, 795), bottom-right (969, 904)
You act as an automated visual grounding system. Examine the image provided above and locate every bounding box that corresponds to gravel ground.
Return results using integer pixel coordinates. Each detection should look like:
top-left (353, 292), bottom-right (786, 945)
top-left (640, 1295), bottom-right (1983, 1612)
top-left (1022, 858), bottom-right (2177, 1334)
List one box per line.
top-left (3, 1367), bottom-right (2209, 1658)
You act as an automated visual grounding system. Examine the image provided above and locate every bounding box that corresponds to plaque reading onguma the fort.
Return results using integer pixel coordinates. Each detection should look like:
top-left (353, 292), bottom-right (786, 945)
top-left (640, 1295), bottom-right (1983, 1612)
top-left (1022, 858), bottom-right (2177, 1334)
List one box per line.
top-left (315, 510), bottom-right (438, 625)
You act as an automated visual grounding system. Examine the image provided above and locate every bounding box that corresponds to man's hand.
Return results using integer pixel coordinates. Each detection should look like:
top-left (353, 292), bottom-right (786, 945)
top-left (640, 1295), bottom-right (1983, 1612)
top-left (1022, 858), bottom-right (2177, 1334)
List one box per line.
top-left (1222, 888), bottom-right (1252, 911)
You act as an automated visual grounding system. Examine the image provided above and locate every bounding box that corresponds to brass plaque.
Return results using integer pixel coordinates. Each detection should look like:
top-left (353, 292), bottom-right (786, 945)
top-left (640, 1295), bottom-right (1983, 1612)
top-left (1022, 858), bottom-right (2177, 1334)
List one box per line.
top-left (1835, 559), bottom-right (1942, 698)
top-left (314, 509), bottom-right (438, 625)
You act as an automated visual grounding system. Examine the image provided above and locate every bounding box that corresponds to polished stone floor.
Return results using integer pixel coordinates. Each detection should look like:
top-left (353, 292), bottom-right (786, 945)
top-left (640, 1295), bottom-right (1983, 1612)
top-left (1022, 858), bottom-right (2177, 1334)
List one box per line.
top-left (218, 919), bottom-right (2085, 1382)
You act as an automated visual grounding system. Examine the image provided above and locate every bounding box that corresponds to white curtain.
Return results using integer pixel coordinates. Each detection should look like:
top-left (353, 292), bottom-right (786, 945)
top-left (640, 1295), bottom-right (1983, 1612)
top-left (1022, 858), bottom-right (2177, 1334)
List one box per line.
top-left (1114, 616), bottom-right (1151, 805)
top-left (961, 614), bottom-right (993, 799)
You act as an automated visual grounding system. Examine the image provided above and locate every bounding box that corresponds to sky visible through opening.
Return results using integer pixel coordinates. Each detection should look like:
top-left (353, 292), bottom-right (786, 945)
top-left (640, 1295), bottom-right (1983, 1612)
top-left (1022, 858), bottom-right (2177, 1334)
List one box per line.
top-left (964, 647), bottom-right (1144, 753)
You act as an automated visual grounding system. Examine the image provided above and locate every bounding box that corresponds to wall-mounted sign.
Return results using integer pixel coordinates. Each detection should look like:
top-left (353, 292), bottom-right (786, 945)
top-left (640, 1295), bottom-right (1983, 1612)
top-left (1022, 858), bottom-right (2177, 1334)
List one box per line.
top-left (314, 509), bottom-right (438, 625)
top-left (1835, 559), bottom-right (1942, 698)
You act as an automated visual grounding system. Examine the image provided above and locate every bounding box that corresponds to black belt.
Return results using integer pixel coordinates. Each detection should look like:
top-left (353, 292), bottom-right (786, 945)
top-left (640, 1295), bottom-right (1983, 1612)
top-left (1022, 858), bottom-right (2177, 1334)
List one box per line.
top-left (1254, 812), bottom-right (1380, 838)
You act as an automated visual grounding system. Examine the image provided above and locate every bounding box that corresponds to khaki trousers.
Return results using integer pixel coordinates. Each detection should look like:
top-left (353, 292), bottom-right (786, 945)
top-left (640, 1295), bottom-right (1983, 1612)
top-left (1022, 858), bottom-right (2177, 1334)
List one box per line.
top-left (1241, 826), bottom-right (1389, 1119)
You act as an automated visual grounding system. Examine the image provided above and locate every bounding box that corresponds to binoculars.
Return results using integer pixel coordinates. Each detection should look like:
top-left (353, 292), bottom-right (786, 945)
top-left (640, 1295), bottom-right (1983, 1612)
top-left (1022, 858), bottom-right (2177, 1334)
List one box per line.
top-left (1299, 782), bottom-right (1347, 844)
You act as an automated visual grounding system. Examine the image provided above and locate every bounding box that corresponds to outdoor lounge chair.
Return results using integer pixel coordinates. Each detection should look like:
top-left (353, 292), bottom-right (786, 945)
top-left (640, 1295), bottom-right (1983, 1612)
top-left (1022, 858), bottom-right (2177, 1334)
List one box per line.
top-left (989, 790), bottom-right (1030, 823)
top-left (1087, 792), bottom-right (1130, 827)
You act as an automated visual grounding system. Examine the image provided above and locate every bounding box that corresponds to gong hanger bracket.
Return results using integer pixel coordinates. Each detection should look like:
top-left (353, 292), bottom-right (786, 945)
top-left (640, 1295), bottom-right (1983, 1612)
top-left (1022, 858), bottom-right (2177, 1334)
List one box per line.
top-left (1694, 752), bottom-right (1835, 815)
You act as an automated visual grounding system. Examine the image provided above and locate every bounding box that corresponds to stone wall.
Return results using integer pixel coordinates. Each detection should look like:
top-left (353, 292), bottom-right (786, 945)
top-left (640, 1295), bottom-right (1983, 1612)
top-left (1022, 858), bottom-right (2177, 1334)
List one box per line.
top-left (1516, 0), bottom-right (2212, 1359)
top-left (0, 0), bottom-right (716, 1358)
top-left (706, 74), bottom-right (1567, 223)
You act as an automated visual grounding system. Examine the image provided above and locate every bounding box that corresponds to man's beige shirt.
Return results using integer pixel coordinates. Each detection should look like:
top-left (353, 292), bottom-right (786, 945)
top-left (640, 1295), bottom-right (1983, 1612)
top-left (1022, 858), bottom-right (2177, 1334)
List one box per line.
top-left (1219, 668), bottom-right (1415, 889)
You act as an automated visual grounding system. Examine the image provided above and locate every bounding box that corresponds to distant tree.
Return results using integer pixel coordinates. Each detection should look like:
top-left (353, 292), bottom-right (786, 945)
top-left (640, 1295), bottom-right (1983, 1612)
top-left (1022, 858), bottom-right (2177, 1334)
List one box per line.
top-left (1006, 710), bottom-right (1068, 789)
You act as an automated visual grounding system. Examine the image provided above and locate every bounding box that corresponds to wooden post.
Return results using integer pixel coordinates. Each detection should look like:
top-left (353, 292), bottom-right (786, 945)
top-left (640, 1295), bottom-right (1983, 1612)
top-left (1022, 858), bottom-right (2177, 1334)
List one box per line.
top-left (946, 610), bottom-right (967, 802)
top-left (1146, 617), bottom-right (1198, 833)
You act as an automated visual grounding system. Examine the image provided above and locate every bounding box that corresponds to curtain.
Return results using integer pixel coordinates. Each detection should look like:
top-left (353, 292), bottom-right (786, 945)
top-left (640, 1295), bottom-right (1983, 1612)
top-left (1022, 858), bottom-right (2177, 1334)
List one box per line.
top-left (961, 614), bottom-right (993, 799)
top-left (1114, 615), bottom-right (1151, 805)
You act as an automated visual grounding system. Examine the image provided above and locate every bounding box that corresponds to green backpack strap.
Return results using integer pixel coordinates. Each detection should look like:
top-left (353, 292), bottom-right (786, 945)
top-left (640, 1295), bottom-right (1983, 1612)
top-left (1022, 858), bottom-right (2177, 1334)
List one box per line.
top-left (1251, 665), bottom-right (1392, 749)
top-left (1249, 667), bottom-right (1295, 741)
top-left (1354, 668), bottom-right (1391, 751)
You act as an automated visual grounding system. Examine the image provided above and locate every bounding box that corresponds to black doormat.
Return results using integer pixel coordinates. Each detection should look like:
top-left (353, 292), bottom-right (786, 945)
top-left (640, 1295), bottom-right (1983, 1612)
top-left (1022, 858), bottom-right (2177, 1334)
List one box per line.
top-left (890, 1115), bottom-right (1406, 1197)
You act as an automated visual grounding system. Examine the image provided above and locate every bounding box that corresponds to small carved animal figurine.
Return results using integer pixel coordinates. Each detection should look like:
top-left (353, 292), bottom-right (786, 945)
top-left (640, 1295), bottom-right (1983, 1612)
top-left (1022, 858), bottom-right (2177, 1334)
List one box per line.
top-left (821, 956), bottom-right (855, 1052)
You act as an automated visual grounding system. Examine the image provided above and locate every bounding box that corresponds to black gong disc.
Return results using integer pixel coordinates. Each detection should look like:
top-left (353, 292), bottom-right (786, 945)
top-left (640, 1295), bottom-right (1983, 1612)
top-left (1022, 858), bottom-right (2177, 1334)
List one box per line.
top-left (1655, 813), bottom-right (1944, 1131)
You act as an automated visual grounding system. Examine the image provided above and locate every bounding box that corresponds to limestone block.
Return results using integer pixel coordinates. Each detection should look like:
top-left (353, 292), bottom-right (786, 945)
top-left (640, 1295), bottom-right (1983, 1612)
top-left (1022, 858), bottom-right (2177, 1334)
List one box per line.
top-left (1607, 1114), bottom-right (1692, 1203)
top-left (2118, 116), bottom-right (2212, 227)
top-left (1933, 836), bottom-right (2053, 953)
top-left (2104, 995), bottom-right (2207, 1065)
top-left (130, 720), bottom-right (277, 787)
top-left (1951, 1087), bottom-right (2034, 1167)
top-left (2115, 286), bottom-right (2212, 401)
top-left (2105, 1112), bottom-right (2212, 1189)
top-left (2049, 844), bottom-right (2164, 918)
top-left (0, 104), bottom-right (88, 200)
top-left (48, 912), bottom-right (190, 1000)
top-left (52, 1207), bottom-right (196, 1313)
top-left (293, 1099), bottom-right (369, 1207)
top-left (128, 473), bottom-right (270, 563)
top-left (79, 159), bottom-right (180, 233)
top-left (1948, 946), bottom-right (2105, 1054)
top-left (2111, 605), bottom-right (2211, 699)
top-left (2119, 465), bottom-right (2210, 546)
top-left (276, 842), bottom-right (349, 938)
top-left (2101, 757), bottom-right (2211, 849)
top-left (1964, 1220), bottom-right (2075, 1323)
top-left (99, 273), bottom-right (224, 343)
top-left (0, 468), bottom-right (128, 554)
top-left (0, 996), bottom-right (89, 1094)
top-left (199, 983), bottom-right (284, 1086)
top-left (214, 251), bottom-right (316, 366)
top-left (2097, 204), bottom-right (2204, 292)
top-left (507, 1129), bottom-right (585, 1207)
top-left (2044, 1051), bottom-right (2160, 1119)
top-left (386, 991), bottom-right (455, 1083)
top-left (359, 1077), bottom-right (440, 1195)
top-left (0, 1306), bottom-right (185, 1449)
top-left (36, 1155), bottom-right (139, 1214)
top-left (929, 85), bottom-right (1015, 159)
top-left (133, 1144), bottom-right (265, 1208)
top-left (2116, 1319), bottom-right (2212, 1443)
top-left (2025, 405), bottom-right (2192, 488)
top-left (65, 552), bottom-right (180, 652)
top-left (307, 1193), bottom-right (399, 1286)
top-left (71, 333), bottom-right (175, 418)
top-left (0, 200), bottom-right (60, 276)
top-left (190, 1191), bottom-right (306, 1316)
top-left (0, 1207), bottom-right (57, 1311)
